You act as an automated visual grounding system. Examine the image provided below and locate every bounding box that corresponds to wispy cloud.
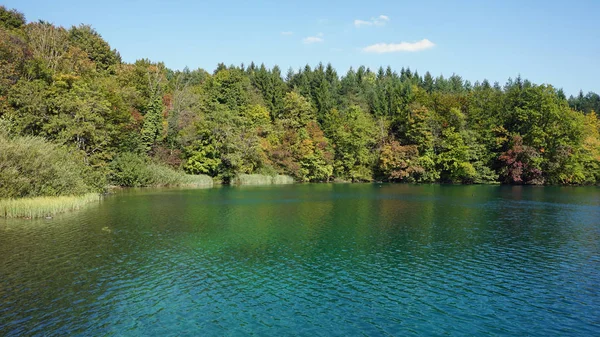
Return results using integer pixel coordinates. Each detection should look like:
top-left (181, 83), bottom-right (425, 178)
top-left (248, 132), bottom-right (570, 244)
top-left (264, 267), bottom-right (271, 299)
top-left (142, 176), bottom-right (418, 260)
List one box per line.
top-left (303, 36), bottom-right (324, 44)
top-left (354, 19), bottom-right (371, 27)
top-left (303, 33), bottom-right (324, 44)
top-left (281, 31), bottom-right (293, 36)
top-left (354, 15), bottom-right (390, 27)
top-left (362, 39), bottom-right (435, 53)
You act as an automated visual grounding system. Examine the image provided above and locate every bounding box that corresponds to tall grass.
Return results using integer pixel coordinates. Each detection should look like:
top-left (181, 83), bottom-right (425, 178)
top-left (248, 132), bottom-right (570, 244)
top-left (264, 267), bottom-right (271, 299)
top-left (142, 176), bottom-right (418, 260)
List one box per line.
top-left (0, 127), bottom-right (92, 198)
top-left (0, 193), bottom-right (101, 219)
top-left (272, 175), bottom-right (295, 185)
top-left (146, 163), bottom-right (213, 187)
top-left (110, 152), bottom-right (213, 188)
top-left (232, 174), bottom-right (295, 186)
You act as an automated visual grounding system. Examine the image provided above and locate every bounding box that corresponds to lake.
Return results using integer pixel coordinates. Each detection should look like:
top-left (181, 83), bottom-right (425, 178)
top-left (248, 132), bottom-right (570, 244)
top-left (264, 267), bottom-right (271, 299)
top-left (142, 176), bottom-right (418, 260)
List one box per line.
top-left (1, 184), bottom-right (599, 336)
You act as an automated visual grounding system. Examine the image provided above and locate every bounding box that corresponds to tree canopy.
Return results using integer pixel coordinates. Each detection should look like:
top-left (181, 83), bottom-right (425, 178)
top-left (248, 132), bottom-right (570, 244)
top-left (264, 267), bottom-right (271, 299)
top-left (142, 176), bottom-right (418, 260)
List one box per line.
top-left (1, 6), bottom-right (599, 189)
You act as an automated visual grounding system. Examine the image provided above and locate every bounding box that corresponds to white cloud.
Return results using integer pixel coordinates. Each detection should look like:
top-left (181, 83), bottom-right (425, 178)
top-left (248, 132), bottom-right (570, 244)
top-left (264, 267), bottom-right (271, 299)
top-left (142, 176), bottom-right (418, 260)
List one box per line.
top-left (281, 31), bottom-right (293, 36)
top-left (303, 34), bottom-right (325, 44)
top-left (354, 19), bottom-right (371, 27)
top-left (362, 39), bottom-right (435, 53)
top-left (354, 15), bottom-right (390, 27)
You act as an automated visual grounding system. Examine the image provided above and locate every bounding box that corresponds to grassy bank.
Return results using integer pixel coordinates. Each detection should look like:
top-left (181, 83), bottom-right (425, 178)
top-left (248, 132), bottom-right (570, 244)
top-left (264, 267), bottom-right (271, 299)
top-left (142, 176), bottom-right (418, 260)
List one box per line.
top-left (0, 132), bottom-right (213, 219)
top-left (110, 153), bottom-right (213, 188)
top-left (143, 163), bottom-right (214, 187)
top-left (0, 193), bottom-right (102, 219)
top-left (0, 128), bottom-right (95, 198)
top-left (232, 174), bottom-right (295, 186)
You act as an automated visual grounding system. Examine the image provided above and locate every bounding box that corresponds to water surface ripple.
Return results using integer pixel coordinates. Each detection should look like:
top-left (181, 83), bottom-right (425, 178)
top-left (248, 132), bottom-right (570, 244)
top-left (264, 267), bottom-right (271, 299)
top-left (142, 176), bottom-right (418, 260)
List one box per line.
top-left (1, 184), bottom-right (599, 336)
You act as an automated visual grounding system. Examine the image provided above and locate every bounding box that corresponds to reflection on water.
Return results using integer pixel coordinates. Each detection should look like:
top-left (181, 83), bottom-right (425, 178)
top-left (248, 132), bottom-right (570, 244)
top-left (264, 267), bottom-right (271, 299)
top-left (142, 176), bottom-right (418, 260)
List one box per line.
top-left (1, 184), bottom-right (599, 336)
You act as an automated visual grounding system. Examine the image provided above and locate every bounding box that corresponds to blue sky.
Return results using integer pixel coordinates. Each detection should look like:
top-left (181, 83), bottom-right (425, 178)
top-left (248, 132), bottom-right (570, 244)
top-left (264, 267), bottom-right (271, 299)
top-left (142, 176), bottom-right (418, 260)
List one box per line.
top-left (4, 0), bottom-right (599, 95)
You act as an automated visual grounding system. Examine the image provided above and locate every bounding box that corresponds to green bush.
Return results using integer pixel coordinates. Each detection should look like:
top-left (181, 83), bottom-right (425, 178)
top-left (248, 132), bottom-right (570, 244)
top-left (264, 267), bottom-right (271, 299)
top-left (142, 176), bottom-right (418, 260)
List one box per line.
top-left (0, 129), bottom-right (92, 198)
top-left (110, 152), bottom-right (213, 187)
top-left (146, 162), bottom-right (213, 187)
top-left (109, 152), bottom-right (150, 187)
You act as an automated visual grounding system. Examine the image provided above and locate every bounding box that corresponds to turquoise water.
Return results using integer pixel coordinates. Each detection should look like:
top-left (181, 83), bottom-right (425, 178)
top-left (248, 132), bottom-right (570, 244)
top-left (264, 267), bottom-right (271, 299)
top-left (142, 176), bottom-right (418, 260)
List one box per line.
top-left (1, 184), bottom-right (599, 336)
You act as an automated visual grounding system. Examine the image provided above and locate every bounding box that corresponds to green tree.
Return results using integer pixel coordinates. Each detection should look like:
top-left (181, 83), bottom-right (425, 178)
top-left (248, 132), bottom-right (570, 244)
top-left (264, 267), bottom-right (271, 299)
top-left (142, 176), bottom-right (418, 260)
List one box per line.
top-left (436, 127), bottom-right (477, 183)
top-left (68, 24), bottom-right (121, 71)
top-left (279, 91), bottom-right (315, 128)
top-left (140, 96), bottom-right (164, 152)
top-left (325, 106), bottom-right (377, 181)
top-left (0, 6), bottom-right (25, 30)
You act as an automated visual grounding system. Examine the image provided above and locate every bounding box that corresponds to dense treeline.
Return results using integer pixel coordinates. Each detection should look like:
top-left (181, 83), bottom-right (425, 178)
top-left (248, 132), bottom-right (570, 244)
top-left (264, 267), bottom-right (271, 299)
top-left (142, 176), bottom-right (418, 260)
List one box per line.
top-left (1, 6), bottom-right (599, 198)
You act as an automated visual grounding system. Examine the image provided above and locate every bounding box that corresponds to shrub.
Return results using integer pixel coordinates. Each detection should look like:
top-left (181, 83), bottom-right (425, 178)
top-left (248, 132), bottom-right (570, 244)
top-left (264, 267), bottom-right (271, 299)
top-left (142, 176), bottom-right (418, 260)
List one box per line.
top-left (109, 152), bottom-right (213, 187)
top-left (0, 128), bottom-right (92, 198)
top-left (145, 162), bottom-right (213, 187)
top-left (109, 152), bottom-right (150, 187)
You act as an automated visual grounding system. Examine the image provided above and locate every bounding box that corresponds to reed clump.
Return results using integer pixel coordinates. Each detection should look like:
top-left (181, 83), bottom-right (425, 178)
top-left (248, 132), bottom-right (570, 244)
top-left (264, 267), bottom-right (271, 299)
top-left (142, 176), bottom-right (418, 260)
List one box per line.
top-left (145, 163), bottom-right (214, 187)
top-left (0, 193), bottom-right (102, 219)
top-left (0, 128), bottom-right (93, 198)
top-left (232, 174), bottom-right (295, 186)
top-left (109, 153), bottom-right (213, 188)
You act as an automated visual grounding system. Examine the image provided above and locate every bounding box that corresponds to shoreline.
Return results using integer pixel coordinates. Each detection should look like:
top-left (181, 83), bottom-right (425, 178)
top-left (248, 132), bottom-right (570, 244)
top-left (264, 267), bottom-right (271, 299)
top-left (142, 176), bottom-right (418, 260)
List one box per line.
top-left (2, 180), bottom-right (595, 219)
top-left (0, 193), bottom-right (102, 219)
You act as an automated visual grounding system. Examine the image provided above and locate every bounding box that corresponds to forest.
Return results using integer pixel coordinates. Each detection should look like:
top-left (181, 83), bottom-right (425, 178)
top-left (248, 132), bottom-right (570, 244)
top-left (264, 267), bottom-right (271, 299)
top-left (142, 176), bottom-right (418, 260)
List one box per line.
top-left (1, 6), bottom-right (599, 200)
